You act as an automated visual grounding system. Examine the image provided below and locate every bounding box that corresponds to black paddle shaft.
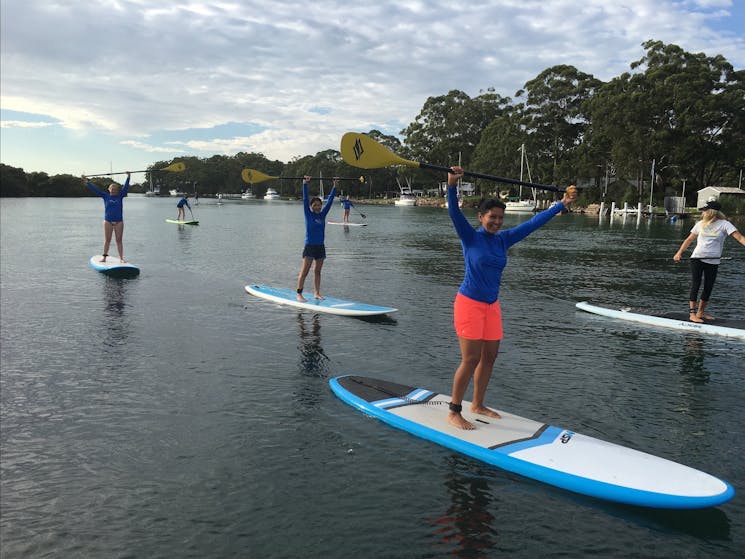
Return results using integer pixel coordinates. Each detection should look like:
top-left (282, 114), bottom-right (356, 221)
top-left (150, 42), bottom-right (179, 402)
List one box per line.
top-left (419, 162), bottom-right (566, 193)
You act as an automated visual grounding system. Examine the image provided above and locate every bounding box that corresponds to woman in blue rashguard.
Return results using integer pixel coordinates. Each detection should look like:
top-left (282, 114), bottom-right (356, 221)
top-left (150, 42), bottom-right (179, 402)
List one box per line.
top-left (446, 166), bottom-right (577, 430)
top-left (83, 172), bottom-right (131, 263)
top-left (176, 194), bottom-right (191, 220)
top-left (295, 176), bottom-right (337, 301)
top-left (340, 197), bottom-right (354, 223)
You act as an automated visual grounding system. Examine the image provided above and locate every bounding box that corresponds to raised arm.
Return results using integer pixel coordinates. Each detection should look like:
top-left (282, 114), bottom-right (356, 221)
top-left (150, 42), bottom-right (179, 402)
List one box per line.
top-left (446, 166), bottom-right (474, 240)
top-left (82, 175), bottom-right (106, 197)
top-left (120, 172), bottom-right (131, 197)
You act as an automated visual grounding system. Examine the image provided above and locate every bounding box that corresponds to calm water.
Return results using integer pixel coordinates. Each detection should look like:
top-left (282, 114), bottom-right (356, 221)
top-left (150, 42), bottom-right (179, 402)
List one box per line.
top-left (1, 196), bottom-right (744, 558)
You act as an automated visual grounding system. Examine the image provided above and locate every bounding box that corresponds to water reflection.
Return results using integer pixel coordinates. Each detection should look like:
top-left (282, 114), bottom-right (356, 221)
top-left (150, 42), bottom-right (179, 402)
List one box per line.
top-left (101, 277), bottom-right (130, 348)
top-left (679, 334), bottom-right (709, 384)
top-left (294, 312), bottom-right (331, 410)
top-left (429, 456), bottom-right (498, 558)
top-left (296, 312), bottom-right (330, 379)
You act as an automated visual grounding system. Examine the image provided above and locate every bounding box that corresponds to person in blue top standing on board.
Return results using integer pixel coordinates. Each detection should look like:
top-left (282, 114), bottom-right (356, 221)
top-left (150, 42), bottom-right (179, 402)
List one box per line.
top-left (296, 175), bottom-right (337, 301)
top-left (176, 194), bottom-right (191, 220)
top-left (445, 166), bottom-right (577, 430)
top-left (340, 196), bottom-right (354, 223)
top-left (673, 199), bottom-right (745, 323)
top-left (83, 172), bottom-right (131, 263)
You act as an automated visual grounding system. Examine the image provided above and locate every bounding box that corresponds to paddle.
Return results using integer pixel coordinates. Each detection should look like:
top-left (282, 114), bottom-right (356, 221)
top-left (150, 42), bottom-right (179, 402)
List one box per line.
top-left (340, 132), bottom-right (566, 193)
top-left (643, 256), bottom-right (734, 263)
top-left (188, 206), bottom-right (196, 221)
top-left (241, 169), bottom-right (365, 184)
top-left (353, 206), bottom-right (366, 219)
top-left (85, 162), bottom-right (186, 177)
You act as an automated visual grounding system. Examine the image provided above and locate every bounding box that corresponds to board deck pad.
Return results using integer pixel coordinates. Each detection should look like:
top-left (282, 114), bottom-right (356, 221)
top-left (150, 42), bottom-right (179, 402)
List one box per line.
top-left (89, 255), bottom-right (140, 278)
top-left (576, 301), bottom-right (745, 340)
top-left (165, 219), bottom-right (199, 225)
top-left (245, 285), bottom-right (397, 316)
top-left (330, 375), bottom-right (734, 509)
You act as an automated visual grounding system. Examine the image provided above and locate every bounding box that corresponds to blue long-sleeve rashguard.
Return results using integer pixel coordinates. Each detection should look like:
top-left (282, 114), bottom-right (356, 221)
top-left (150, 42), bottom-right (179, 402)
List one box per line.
top-left (303, 183), bottom-right (337, 245)
top-left (86, 176), bottom-right (130, 223)
top-left (447, 186), bottom-right (565, 303)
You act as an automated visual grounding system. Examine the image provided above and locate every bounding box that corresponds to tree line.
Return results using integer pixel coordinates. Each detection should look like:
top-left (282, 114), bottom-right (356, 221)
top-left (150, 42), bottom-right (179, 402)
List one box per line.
top-left (2, 40), bottom-right (743, 208)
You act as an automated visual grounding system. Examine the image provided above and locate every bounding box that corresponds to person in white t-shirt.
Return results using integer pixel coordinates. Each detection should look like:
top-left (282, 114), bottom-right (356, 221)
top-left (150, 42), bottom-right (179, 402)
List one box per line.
top-left (673, 200), bottom-right (745, 323)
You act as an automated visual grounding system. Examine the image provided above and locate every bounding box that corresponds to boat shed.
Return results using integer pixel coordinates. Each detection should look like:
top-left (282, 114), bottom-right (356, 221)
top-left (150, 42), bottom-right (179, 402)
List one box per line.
top-left (697, 186), bottom-right (745, 208)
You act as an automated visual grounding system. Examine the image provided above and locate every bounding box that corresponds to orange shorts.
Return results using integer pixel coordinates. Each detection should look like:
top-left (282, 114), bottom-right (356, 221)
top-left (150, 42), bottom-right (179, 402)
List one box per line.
top-left (453, 293), bottom-right (503, 341)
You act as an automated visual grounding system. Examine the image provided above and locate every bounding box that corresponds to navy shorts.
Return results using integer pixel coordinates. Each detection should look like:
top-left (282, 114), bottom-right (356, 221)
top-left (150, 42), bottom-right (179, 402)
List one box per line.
top-left (302, 244), bottom-right (326, 260)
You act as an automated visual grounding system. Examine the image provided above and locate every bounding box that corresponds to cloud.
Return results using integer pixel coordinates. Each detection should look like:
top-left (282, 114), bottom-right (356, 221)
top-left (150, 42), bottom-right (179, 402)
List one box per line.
top-left (1, 0), bottom-right (743, 174)
top-left (1, 120), bottom-right (56, 129)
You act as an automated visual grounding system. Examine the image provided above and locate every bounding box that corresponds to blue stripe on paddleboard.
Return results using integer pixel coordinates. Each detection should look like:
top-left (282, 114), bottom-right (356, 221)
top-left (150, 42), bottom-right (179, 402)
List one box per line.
top-left (329, 376), bottom-right (735, 509)
top-left (374, 389), bottom-right (434, 409)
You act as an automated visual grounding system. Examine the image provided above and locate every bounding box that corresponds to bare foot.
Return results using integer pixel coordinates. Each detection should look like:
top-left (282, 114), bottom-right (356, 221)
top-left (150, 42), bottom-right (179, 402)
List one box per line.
top-left (471, 405), bottom-right (501, 419)
top-left (99, 256), bottom-right (107, 262)
top-left (690, 313), bottom-right (704, 323)
top-left (698, 313), bottom-right (715, 321)
top-left (120, 258), bottom-right (127, 263)
top-left (314, 293), bottom-right (325, 300)
top-left (297, 294), bottom-right (307, 302)
top-left (448, 412), bottom-right (475, 430)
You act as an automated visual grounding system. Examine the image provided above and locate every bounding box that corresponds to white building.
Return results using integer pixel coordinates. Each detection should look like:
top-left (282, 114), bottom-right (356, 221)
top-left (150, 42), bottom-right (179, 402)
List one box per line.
top-left (696, 186), bottom-right (745, 209)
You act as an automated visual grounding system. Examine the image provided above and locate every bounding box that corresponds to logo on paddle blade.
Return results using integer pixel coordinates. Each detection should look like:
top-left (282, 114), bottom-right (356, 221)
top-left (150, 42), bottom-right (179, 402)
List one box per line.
top-left (353, 138), bottom-right (364, 161)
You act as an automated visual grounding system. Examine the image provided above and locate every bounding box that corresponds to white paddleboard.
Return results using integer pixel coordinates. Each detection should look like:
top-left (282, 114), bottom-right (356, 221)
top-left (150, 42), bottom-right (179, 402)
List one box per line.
top-left (165, 219), bottom-right (199, 225)
top-left (245, 285), bottom-right (396, 316)
top-left (330, 375), bottom-right (734, 509)
top-left (576, 301), bottom-right (745, 340)
top-left (328, 221), bottom-right (367, 227)
top-left (88, 255), bottom-right (140, 277)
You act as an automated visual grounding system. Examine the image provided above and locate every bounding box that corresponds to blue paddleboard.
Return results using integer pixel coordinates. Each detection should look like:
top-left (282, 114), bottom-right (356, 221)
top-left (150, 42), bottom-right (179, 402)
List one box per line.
top-left (245, 285), bottom-right (397, 316)
top-left (330, 375), bottom-right (734, 509)
top-left (89, 255), bottom-right (140, 278)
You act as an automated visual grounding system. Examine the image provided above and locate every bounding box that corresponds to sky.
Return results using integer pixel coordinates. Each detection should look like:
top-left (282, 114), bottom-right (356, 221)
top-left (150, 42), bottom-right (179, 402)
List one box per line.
top-left (1, 0), bottom-right (743, 179)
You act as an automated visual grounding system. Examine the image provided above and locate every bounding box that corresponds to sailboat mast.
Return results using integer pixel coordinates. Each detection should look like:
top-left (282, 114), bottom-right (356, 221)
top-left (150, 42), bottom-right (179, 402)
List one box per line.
top-left (518, 144), bottom-right (525, 199)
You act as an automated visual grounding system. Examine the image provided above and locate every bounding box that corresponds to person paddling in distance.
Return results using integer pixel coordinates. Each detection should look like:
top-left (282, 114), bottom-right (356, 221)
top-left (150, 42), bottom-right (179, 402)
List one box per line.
top-left (296, 175), bottom-right (337, 302)
top-left (83, 172), bottom-right (131, 263)
top-left (340, 196), bottom-right (355, 223)
top-left (176, 194), bottom-right (191, 220)
top-left (446, 166), bottom-right (578, 430)
top-left (673, 200), bottom-right (745, 323)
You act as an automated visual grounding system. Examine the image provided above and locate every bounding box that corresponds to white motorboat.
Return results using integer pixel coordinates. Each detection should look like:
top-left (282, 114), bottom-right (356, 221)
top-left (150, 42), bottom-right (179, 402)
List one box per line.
top-left (394, 178), bottom-right (417, 206)
top-left (263, 188), bottom-right (280, 200)
top-left (241, 188), bottom-right (256, 199)
top-left (394, 194), bottom-right (416, 206)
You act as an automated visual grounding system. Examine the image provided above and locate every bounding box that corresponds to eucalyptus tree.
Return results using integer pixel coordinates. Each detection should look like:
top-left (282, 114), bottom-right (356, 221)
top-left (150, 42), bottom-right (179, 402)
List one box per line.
top-left (470, 108), bottom-right (529, 196)
top-left (518, 64), bottom-right (602, 187)
top-left (0, 164), bottom-right (30, 196)
top-left (587, 40), bottom-right (744, 202)
top-left (401, 88), bottom-right (511, 175)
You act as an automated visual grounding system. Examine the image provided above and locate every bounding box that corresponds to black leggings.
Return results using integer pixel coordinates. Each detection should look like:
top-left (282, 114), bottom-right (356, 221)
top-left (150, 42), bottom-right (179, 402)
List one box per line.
top-left (689, 258), bottom-right (718, 302)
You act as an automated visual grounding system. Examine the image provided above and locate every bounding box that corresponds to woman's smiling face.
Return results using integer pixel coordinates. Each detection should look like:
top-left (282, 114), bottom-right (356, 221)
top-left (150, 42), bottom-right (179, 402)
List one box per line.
top-left (478, 207), bottom-right (505, 234)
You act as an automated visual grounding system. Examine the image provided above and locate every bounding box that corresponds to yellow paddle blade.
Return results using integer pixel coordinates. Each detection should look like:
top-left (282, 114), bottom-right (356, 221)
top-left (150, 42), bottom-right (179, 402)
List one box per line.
top-left (241, 169), bottom-right (278, 184)
top-left (160, 162), bottom-right (186, 172)
top-left (340, 132), bottom-right (420, 170)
